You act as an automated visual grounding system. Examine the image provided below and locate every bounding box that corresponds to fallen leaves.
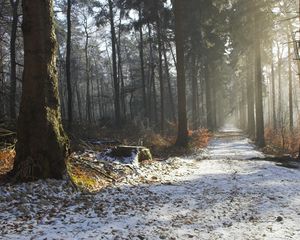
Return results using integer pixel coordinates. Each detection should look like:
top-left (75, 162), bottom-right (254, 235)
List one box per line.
top-left (0, 149), bottom-right (15, 176)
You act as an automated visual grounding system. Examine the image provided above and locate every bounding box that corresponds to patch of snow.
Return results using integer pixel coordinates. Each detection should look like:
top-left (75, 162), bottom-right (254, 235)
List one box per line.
top-left (96, 149), bottom-right (139, 166)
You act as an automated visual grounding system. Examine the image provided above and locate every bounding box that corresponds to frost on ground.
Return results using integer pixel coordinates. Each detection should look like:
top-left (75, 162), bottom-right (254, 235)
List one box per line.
top-left (1, 125), bottom-right (300, 240)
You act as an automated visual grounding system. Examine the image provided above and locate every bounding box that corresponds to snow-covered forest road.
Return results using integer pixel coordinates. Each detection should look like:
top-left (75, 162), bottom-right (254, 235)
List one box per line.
top-left (1, 126), bottom-right (300, 240)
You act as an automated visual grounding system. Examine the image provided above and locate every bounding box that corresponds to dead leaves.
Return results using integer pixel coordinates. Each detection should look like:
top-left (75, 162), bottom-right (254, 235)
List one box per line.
top-left (0, 149), bottom-right (15, 175)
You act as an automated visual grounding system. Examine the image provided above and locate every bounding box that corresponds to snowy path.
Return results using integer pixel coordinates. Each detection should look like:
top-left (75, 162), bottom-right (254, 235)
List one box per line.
top-left (1, 126), bottom-right (300, 239)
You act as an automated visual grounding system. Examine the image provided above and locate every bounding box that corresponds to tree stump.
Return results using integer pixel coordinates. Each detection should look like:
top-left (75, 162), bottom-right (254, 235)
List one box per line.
top-left (99, 146), bottom-right (152, 165)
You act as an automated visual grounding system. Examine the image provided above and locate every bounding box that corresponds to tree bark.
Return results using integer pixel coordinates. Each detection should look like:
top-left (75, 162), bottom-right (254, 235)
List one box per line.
top-left (191, 41), bottom-right (198, 130)
top-left (174, 0), bottom-right (188, 147)
top-left (0, 41), bottom-right (4, 118)
top-left (66, 0), bottom-right (73, 129)
top-left (9, 0), bottom-right (19, 120)
top-left (11, 0), bottom-right (69, 181)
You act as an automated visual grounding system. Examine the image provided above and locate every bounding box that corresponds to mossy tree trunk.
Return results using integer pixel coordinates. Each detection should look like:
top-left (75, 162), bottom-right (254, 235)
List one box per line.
top-left (11, 0), bottom-right (69, 181)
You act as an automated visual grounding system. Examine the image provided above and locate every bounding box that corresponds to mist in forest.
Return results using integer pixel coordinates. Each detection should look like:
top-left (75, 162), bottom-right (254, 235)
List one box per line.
top-left (1, 0), bottom-right (300, 179)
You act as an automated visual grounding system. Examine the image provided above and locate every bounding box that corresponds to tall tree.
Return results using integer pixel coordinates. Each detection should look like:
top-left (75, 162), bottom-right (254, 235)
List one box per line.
top-left (9, 0), bottom-right (19, 120)
top-left (66, 0), bottom-right (73, 129)
top-left (254, 16), bottom-right (265, 147)
top-left (108, 0), bottom-right (121, 126)
top-left (138, 4), bottom-right (147, 118)
top-left (174, 0), bottom-right (188, 147)
top-left (288, 33), bottom-right (293, 130)
top-left (11, 0), bottom-right (69, 181)
top-left (246, 54), bottom-right (255, 137)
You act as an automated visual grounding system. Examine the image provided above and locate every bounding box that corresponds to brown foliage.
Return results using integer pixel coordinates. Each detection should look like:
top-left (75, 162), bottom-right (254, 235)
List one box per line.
top-left (0, 149), bottom-right (15, 176)
top-left (264, 127), bottom-right (300, 157)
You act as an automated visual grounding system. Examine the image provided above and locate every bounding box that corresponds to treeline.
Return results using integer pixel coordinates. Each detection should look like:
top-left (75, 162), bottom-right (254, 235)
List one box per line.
top-left (1, 0), bottom-right (232, 133)
top-left (1, 0), bottom-right (300, 147)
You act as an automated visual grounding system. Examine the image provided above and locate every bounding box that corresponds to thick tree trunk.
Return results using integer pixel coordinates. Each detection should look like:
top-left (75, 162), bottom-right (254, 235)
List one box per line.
top-left (9, 0), bottom-right (19, 120)
top-left (174, 0), bottom-right (188, 147)
top-left (108, 0), bottom-right (121, 127)
top-left (12, 0), bottom-right (69, 181)
top-left (66, 0), bottom-right (72, 129)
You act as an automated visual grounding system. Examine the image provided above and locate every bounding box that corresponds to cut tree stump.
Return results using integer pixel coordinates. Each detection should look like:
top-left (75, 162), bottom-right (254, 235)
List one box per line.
top-left (98, 146), bottom-right (152, 165)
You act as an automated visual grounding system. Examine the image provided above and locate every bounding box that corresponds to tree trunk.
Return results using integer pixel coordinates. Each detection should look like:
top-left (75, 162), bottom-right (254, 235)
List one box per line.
top-left (108, 0), bottom-right (121, 127)
top-left (162, 41), bottom-right (176, 123)
top-left (276, 42), bottom-right (282, 124)
top-left (0, 41), bottom-right (4, 118)
top-left (9, 0), bottom-right (19, 120)
top-left (254, 18), bottom-right (265, 147)
top-left (271, 57), bottom-right (277, 130)
top-left (75, 80), bottom-right (82, 122)
top-left (157, 16), bottom-right (165, 134)
top-left (246, 54), bottom-right (255, 137)
top-left (84, 28), bottom-right (91, 123)
top-left (288, 35), bottom-right (293, 131)
top-left (174, 0), bottom-right (188, 147)
top-left (138, 6), bottom-right (147, 118)
top-left (148, 22), bottom-right (157, 126)
top-left (205, 63), bottom-right (213, 131)
top-left (117, 14), bottom-right (126, 118)
top-left (66, 0), bottom-right (72, 130)
top-left (11, 0), bottom-right (69, 181)
top-left (191, 42), bottom-right (198, 130)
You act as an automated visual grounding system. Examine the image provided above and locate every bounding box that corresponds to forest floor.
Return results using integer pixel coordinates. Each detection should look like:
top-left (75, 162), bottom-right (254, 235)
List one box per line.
top-left (1, 125), bottom-right (300, 239)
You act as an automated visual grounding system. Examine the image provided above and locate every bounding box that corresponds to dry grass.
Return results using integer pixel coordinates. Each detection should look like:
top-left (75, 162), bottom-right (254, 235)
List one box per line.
top-left (70, 122), bottom-right (212, 159)
top-left (66, 157), bottom-right (111, 192)
top-left (264, 127), bottom-right (300, 157)
top-left (190, 128), bottom-right (212, 149)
